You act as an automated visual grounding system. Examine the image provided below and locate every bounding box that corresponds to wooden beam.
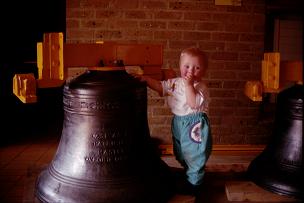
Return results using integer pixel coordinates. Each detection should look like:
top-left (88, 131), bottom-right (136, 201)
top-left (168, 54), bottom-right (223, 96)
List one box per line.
top-left (159, 144), bottom-right (265, 156)
top-left (225, 181), bottom-right (300, 202)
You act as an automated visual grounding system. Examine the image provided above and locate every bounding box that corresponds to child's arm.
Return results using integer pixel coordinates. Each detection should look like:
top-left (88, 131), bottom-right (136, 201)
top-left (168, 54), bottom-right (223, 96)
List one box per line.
top-left (184, 74), bottom-right (198, 109)
top-left (184, 83), bottom-right (197, 108)
top-left (133, 74), bottom-right (163, 96)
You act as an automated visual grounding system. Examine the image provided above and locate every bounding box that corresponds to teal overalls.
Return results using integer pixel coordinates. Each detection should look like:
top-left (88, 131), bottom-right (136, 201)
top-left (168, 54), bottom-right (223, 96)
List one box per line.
top-left (171, 112), bottom-right (212, 186)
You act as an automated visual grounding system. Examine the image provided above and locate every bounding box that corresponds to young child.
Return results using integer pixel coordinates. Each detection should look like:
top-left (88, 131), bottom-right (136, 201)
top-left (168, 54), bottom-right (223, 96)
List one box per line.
top-left (134, 47), bottom-right (212, 194)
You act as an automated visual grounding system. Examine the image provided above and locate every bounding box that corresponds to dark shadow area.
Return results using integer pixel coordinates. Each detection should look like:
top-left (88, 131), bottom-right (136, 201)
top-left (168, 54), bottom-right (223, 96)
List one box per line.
top-left (1, 69), bottom-right (64, 146)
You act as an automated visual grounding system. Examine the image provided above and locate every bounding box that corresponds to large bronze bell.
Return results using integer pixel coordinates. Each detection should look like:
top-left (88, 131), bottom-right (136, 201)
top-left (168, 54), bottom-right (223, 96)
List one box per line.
top-left (247, 84), bottom-right (303, 199)
top-left (35, 69), bottom-right (174, 203)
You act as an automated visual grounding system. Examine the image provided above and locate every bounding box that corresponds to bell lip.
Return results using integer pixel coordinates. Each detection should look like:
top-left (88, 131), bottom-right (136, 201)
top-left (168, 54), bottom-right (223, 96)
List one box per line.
top-left (248, 177), bottom-right (303, 200)
top-left (247, 157), bottom-right (303, 200)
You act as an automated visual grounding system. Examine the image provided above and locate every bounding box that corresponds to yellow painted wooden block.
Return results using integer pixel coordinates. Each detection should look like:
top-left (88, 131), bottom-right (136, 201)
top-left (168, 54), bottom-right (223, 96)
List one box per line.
top-left (41, 32), bottom-right (64, 81)
top-left (262, 52), bottom-right (280, 91)
top-left (244, 81), bottom-right (263, 101)
top-left (13, 74), bottom-right (37, 103)
top-left (225, 181), bottom-right (300, 202)
top-left (37, 42), bottom-right (43, 80)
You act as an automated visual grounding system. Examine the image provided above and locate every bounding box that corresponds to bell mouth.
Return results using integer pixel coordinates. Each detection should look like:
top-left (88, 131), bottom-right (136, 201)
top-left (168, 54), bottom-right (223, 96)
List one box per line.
top-left (247, 153), bottom-right (303, 200)
top-left (247, 84), bottom-right (303, 200)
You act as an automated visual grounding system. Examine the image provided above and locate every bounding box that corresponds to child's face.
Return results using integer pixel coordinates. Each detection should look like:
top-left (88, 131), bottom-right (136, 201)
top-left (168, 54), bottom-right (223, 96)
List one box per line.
top-left (180, 54), bottom-right (205, 82)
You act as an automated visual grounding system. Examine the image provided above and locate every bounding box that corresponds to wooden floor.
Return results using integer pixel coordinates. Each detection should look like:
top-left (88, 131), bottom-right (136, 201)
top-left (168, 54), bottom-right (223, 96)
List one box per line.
top-left (0, 134), bottom-right (301, 203)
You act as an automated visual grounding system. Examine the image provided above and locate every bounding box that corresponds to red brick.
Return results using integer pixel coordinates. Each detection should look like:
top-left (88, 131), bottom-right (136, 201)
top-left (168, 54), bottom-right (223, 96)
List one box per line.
top-left (184, 12), bottom-right (211, 21)
top-left (125, 11), bottom-right (148, 19)
top-left (150, 128), bottom-right (172, 144)
top-left (209, 116), bottom-right (221, 125)
top-left (67, 9), bottom-right (95, 18)
top-left (111, 0), bottom-right (139, 9)
top-left (205, 80), bottom-right (223, 88)
top-left (225, 61), bottom-right (251, 70)
top-left (163, 59), bottom-right (179, 69)
top-left (140, 21), bottom-right (166, 29)
top-left (168, 21), bottom-right (195, 30)
top-left (221, 115), bottom-right (241, 125)
top-left (148, 89), bottom-right (162, 97)
top-left (235, 107), bottom-right (260, 116)
top-left (210, 98), bottom-right (238, 107)
top-left (140, 1), bottom-right (167, 9)
top-left (163, 50), bottom-right (180, 61)
top-left (154, 31), bottom-right (182, 40)
top-left (80, 0), bottom-right (111, 8)
top-left (139, 40), bottom-right (167, 46)
top-left (149, 117), bottom-right (171, 125)
top-left (210, 89), bottom-right (236, 98)
top-left (115, 20), bottom-right (138, 29)
top-left (208, 61), bottom-right (226, 70)
top-left (148, 98), bottom-right (165, 106)
top-left (238, 14), bottom-right (265, 24)
top-left (253, 5), bottom-right (266, 14)
top-left (253, 24), bottom-right (265, 33)
top-left (169, 2), bottom-right (211, 11)
top-left (67, 0), bottom-right (80, 8)
top-left (95, 30), bottom-right (122, 40)
top-left (68, 29), bottom-right (95, 39)
top-left (209, 70), bottom-right (236, 79)
top-left (183, 32), bottom-right (210, 40)
top-left (211, 33), bottom-right (239, 41)
top-left (225, 23), bottom-right (253, 32)
top-left (80, 20), bottom-right (107, 28)
top-left (239, 53), bottom-right (263, 61)
top-left (96, 10), bottom-right (122, 18)
top-left (197, 22), bottom-right (224, 31)
top-left (223, 81), bottom-right (246, 89)
top-left (237, 71), bottom-right (260, 80)
top-left (199, 41), bottom-right (225, 51)
top-left (212, 13), bottom-right (240, 23)
top-left (155, 11), bottom-right (183, 20)
top-left (168, 40), bottom-right (196, 49)
top-left (66, 20), bottom-right (80, 28)
top-left (152, 107), bottom-right (172, 116)
top-left (122, 29), bottom-right (153, 40)
top-left (240, 33), bottom-right (264, 42)
top-left (226, 5), bottom-right (252, 13)
top-left (210, 52), bottom-right (238, 60)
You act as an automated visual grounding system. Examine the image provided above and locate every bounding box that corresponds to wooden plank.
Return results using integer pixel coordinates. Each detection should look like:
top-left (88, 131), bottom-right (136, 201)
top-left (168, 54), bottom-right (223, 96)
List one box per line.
top-left (64, 43), bottom-right (117, 67)
top-left (42, 33), bottom-right (51, 79)
top-left (168, 194), bottom-right (196, 203)
top-left (64, 43), bottom-right (163, 68)
top-left (141, 66), bottom-right (162, 75)
top-left (280, 60), bottom-right (303, 86)
top-left (159, 144), bottom-right (265, 156)
top-left (49, 33), bottom-right (64, 80)
top-left (225, 181), bottom-right (300, 202)
top-left (262, 52), bottom-right (280, 90)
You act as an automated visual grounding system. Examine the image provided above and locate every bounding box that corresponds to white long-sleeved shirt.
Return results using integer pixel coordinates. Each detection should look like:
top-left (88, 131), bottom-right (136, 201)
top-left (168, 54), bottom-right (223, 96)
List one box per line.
top-left (161, 77), bottom-right (209, 116)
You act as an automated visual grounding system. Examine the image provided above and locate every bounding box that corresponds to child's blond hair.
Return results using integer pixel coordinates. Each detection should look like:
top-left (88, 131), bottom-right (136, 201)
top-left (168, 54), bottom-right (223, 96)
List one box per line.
top-left (180, 47), bottom-right (208, 69)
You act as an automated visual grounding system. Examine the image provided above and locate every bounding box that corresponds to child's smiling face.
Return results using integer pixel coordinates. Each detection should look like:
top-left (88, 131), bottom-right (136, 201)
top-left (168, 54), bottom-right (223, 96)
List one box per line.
top-left (180, 54), bottom-right (206, 82)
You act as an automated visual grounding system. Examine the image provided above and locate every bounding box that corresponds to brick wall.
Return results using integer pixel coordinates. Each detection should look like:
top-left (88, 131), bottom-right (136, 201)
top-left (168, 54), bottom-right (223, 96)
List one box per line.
top-left (66, 0), bottom-right (274, 145)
